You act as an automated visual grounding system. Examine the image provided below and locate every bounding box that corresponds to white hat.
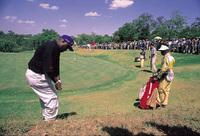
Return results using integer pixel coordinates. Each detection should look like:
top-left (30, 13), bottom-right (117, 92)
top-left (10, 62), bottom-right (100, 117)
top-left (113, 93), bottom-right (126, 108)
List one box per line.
top-left (158, 45), bottom-right (169, 51)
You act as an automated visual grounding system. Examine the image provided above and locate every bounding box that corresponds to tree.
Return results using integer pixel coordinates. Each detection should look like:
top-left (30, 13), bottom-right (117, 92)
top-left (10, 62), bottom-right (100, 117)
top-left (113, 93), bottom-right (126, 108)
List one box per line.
top-left (113, 21), bottom-right (137, 42)
top-left (112, 31), bottom-right (120, 42)
top-left (151, 11), bottom-right (188, 40)
top-left (190, 17), bottom-right (200, 37)
top-left (119, 23), bottom-right (135, 41)
top-left (39, 29), bottom-right (59, 45)
top-left (151, 16), bottom-right (167, 39)
top-left (179, 26), bottom-right (191, 38)
top-left (77, 33), bottom-right (92, 45)
top-left (166, 10), bottom-right (187, 39)
top-left (103, 34), bottom-right (112, 43)
top-left (28, 34), bottom-right (40, 50)
top-left (113, 13), bottom-right (156, 41)
top-left (94, 35), bottom-right (104, 44)
top-left (0, 12), bottom-right (199, 52)
top-left (0, 39), bottom-right (20, 52)
top-left (135, 13), bottom-right (156, 39)
top-left (0, 31), bottom-right (5, 38)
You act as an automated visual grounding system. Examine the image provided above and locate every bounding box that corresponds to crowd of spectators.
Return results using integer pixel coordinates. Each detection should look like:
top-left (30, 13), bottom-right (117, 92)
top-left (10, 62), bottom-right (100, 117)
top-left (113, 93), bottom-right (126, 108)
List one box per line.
top-left (82, 37), bottom-right (200, 55)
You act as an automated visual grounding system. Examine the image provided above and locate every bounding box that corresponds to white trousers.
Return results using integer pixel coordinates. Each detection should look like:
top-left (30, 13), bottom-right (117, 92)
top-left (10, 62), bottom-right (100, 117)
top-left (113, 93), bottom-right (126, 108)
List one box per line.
top-left (150, 57), bottom-right (157, 72)
top-left (25, 69), bottom-right (58, 120)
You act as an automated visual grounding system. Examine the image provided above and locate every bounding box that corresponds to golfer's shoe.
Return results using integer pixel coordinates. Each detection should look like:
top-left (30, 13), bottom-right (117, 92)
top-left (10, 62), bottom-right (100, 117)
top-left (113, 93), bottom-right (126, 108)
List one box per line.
top-left (156, 104), bottom-right (167, 109)
top-left (162, 105), bottom-right (167, 108)
top-left (156, 105), bottom-right (161, 110)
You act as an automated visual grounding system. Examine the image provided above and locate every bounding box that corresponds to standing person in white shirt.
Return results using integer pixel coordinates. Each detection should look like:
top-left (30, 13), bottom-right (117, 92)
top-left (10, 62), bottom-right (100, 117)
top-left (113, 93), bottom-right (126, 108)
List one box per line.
top-left (87, 44), bottom-right (91, 52)
top-left (150, 44), bottom-right (157, 73)
top-left (168, 40), bottom-right (172, 52)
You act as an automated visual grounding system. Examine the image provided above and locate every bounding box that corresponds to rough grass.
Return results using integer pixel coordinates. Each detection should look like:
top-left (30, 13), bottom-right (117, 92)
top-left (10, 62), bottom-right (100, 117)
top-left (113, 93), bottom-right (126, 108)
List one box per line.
top-left (0, 49), bottom-right (200, 135)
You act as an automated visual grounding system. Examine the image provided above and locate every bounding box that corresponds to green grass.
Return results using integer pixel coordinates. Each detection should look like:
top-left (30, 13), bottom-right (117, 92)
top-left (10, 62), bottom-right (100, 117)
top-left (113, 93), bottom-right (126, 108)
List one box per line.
top-left (0, 51), bottom-right (137, 120)
top-left (60, 53), bottom-right (132, 91)
top-left (0, 49), bottom-right (200, 135)
top-left (172, 53), bottom-right (200, 67)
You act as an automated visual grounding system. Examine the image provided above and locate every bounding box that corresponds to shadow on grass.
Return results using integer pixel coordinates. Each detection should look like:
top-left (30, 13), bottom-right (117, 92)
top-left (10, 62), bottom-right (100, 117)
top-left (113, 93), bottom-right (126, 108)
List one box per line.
top-left (102, 127), bottom-right (133, 136)
top-left (102, 126), bottom-right (154, 136)
top-left (135, 65), bottom-right (141, 68)
top-left (102, 123), bottom-right (200, 136)
top-left (0, 125), bottom-right (6, 135)
top-left (135, 66), bottom-right (152, 73)
top-left (56, 112), bottom-right (77, 120)
top-left (133, 98), bottom-right (140, 108)
top-left (146, 122), bottom-right (200, 136)
top-left (141, 70), bottom-right (152, 73)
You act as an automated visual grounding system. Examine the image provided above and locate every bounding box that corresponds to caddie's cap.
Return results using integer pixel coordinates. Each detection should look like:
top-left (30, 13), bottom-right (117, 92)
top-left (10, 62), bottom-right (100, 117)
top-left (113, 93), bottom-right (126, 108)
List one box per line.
top-left (61, 35), bottom-right (74, 51)
top-left (158, 45), bottom-right (169, 51)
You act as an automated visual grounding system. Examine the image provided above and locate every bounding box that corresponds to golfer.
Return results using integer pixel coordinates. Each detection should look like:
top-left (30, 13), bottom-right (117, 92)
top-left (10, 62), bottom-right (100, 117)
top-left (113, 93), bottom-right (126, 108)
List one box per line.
top-left (25, 35), bottom-right (74, 121)
top-left (150, 44), bottom-right (157, 72)
top-left (157, 45), bottom-right (175, 108)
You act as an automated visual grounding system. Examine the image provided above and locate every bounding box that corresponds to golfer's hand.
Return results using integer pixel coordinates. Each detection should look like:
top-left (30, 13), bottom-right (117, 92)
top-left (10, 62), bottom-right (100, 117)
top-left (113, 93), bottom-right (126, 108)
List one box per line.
top-left (55, 82), bottom-right (62, 90)
top-left (152, 77), bottom-right (158, 81)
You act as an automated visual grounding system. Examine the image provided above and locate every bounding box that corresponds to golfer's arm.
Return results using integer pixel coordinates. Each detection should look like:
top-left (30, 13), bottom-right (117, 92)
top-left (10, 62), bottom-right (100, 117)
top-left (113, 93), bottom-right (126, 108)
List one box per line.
top-left (46, 72), bottom-right (60, 83)
top-left (158, 58), bottom-right (168, 79)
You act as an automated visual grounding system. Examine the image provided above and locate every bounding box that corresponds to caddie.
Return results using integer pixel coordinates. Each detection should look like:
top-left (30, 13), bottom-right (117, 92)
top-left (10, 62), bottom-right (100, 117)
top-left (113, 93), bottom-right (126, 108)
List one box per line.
top-left (157, 45), bottom-right (175, 109)
top-left (25, 35), bottom-right (74, 121)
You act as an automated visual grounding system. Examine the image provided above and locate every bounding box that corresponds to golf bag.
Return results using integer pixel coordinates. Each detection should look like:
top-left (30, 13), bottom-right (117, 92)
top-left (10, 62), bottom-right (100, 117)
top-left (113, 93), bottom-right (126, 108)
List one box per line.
top-left (135, 57), bottom-right (140, 62)
top-left (138, 77), bottom-right (159, 109)
top-left (135, 55), bottom-right (144, 62)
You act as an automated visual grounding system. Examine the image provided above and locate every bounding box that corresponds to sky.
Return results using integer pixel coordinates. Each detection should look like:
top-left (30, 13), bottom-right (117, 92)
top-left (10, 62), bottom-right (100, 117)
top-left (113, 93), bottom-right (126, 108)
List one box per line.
top-left (0, 0), bottom-right (199, 37)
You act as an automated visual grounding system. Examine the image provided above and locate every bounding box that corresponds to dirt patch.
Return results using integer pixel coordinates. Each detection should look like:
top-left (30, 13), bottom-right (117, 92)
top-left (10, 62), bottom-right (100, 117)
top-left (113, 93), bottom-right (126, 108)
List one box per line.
top-left (75, 49), bottom-right (106, 56)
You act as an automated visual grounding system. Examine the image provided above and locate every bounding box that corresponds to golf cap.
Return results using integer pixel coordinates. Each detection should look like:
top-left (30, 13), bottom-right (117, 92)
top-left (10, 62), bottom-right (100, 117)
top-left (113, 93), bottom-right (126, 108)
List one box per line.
top-left (158, 45), bottom-right (169, 51)
top-left (61, 35), bottom-right (74, 51)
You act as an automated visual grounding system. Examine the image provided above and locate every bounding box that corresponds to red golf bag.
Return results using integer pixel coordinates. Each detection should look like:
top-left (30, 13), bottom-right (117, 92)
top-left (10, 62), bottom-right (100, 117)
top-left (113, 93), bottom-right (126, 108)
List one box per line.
top-left (139, 77), bottom-right (161, 109)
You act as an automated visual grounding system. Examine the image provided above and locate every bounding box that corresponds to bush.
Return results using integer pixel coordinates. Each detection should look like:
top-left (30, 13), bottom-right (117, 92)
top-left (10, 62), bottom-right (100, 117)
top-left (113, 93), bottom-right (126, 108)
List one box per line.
top-left (0, 39), bottom-right (22, 52)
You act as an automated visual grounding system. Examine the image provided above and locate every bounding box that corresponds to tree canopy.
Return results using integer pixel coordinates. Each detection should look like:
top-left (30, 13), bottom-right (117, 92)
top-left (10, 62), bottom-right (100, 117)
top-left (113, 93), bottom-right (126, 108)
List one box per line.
top-left (0, 10), bottom-right (199, 52)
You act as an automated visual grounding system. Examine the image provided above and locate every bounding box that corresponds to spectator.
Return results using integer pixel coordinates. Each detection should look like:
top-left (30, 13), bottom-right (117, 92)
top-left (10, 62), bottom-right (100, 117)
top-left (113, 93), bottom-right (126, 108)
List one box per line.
top-left (168, 40), bottom-right (172, 52)
top-left (195, 38), bottom-right (198, 54)
top-left (185, 38), bottom-right (191, 54)
top-left (154, 40), bottom-right (158, 50)
top-left (146, 39), bottom-right (150, 50)
top-left (177, 39), bottom-right (181, 53)
top-left (143, 39), bottom-right (146, 50)
top-left (191, 38), bottom-right (195, 54)
top-left (181, 38), bottom-right (186, 53)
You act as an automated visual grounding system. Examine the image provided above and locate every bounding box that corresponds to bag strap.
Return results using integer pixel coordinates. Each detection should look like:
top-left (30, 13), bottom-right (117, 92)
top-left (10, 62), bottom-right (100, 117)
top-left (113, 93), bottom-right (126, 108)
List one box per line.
top-left (156, 85), bottom-right (166, 104)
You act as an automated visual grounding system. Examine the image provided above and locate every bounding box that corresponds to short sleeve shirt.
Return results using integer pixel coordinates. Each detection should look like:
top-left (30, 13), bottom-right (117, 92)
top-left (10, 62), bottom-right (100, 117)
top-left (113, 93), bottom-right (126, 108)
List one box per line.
top-left (28, 40), bottom-right (60, 77)
top-left (151, 47), bottom-right (157, 58)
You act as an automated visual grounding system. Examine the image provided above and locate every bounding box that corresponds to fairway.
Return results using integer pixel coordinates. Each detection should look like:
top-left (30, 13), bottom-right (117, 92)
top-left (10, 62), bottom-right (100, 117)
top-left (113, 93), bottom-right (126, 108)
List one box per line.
top-left (0, 49), bottom-right (200, 135)
top-left (60, 52), bottom-right (130, 91)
